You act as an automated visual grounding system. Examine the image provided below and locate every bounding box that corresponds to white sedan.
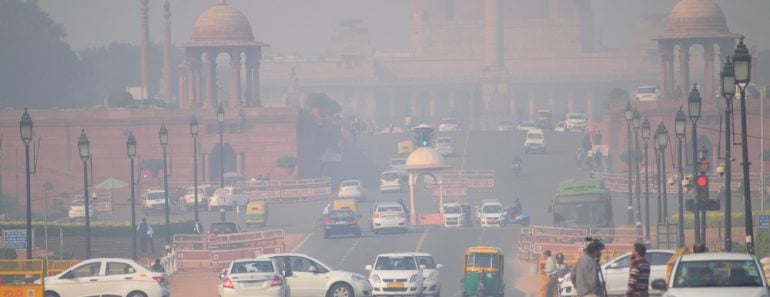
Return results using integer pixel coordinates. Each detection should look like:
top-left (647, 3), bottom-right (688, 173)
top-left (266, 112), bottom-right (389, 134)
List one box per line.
top-left (258, 253), bottom-right (373, 297)
top-left (43, 258), bottom-right (169, 297)
top-left (218, 258), bottom-right (288, 297)
top-left (366, 253), bottom-right (425, 296)
top-left (338, 179), bottom-right (367, 201)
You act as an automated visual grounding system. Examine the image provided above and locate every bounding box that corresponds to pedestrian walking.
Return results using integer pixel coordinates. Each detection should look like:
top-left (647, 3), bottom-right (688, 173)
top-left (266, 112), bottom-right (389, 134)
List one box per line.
top-left (576, 147), bottom-right (584, 168)
top-left (137, 218), bottom-right (149, 253)
top-left (575, 238), bottom-right (607, 297)
top-left (692, 242), bottom-right (708, 253)
top-left (542, 250), bottom-right (559, 297)
top-left (626, 243), bottom-right (651, 297)
top-left (147, 224), bottom-right (156, 254)
top-left (193, 221), bottom-right (203, 234)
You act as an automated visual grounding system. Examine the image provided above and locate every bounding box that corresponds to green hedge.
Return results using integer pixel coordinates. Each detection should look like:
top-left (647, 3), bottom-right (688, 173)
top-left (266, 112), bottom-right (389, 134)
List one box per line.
top-left (0, 220), bottom-right (194, 237)
top-left (670, 210), bottom-right (770, 229)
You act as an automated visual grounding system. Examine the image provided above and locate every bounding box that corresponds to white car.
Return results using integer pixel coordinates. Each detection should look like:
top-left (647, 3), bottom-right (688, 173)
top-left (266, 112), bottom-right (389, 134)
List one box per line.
top-left (497, 120), bottom-right (516, 131)
top-left (371, 202), bottom-right (408, 234)
top-left (565, 113), bottom-right (587, 131)
top-left (218, 258), bottom-right (288, 297)
top-left (442, 203), bottom-right (465, 227)
top-left (389, 157), bottom-right (407, 171)
top-left (338, 179), bottom-right (367, 201)
top-left (477, 200), bottom-right (505, 227)
top-left (379, 171), bottom-right (404, 193)
top-left (143, 188), bottom-right (167, 215)
top-left (437, 118), bottom-right (459, 132)
top-left (554, 121), bottom-right (566, 132)
top-left (366, 253), bottom-right (425, 296)
top-left (635, 86), bottom-right (660, 102)
top-left (208, 187), bottom-right (249, 211)
top-left (559, 249), bottom-right (674, 297)
top-left (68, 199), bottom-right (96, 221)
top-left (414, 253), bottom-right (443, 297)
top-left (434, 136), bottom-right (456, 156)
top-left (524, 129), bottom-right (546, 153)
top-left (652, 252), bottom-right (768, 297)
top-left (516, 120), bottom-right (537, 131)
top-left (258, 253), bottom-right (373, 297)
top-left (180, 185), bottom-right (214, 211)
top-left (43, 258), bottom-right (169, 297)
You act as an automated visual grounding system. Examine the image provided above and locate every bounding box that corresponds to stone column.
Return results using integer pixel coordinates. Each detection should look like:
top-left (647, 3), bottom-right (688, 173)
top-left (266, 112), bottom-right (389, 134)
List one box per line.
top-left (666, 54), bottom-right (675, 98)
top-left (429, 91), bottom-right (438, 119)
top-left (140, 0), bottom-right (151, 100)
top-left (679, 43), bottom-right (690, 98)
top-left (484, 0), bottom-right (503, 69)
top-left (548, 90), bottom-right (555, 111)
top-left (206, 50), bottom-right (218, 107)
top-left (704, 43), bottom-right (715, 100)
top-left (230, 50), bottom-right (242, 109)
top-left (186, 50), bottom-right (202, 108)
top-left (244, 53), bottom-right (255, 107)
top-left (162, 1), bottom-right (173, 105)
top-left (177, 65), bottom-right (188, 109)
top-left (509, 90), bottom-right (517, 117)
top-left (659, 43), bottom-right (673, 99)
top-left (246, 48), bottom-right (262, 107)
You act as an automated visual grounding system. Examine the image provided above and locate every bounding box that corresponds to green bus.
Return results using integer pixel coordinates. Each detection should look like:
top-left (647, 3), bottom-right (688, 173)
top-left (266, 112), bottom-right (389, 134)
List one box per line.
top-left (551, 179), bottom-right (614, 229)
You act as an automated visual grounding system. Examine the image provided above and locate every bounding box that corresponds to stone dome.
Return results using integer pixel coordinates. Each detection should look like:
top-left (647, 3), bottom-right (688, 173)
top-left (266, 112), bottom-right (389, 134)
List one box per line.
top-left (403, 147), bottom-right (450, 171)
top-left (663, 0), bottom-right (731, 38)
top-left (189, 1), bottom-right (257, 46)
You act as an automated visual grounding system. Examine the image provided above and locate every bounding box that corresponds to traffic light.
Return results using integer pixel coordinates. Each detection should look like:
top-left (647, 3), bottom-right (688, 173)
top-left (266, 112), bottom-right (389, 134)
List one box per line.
top-left (696, 175), bottom-right (708, 187)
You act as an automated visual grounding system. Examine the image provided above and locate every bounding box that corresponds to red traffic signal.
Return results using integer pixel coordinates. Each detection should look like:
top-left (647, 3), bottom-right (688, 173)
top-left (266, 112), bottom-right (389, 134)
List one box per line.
top-left (696, 175), bottom-right (708, 187)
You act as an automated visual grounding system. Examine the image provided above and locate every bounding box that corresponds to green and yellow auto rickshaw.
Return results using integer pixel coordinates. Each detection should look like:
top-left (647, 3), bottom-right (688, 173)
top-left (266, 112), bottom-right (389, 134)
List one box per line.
top-left (462, 246), bottom-right (505, 297)
top-left (245, 200), bottom-right (268, 227)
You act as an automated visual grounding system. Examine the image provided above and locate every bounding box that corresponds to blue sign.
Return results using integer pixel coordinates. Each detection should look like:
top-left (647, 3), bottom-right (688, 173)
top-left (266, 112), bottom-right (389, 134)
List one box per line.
top-left (3, 229), bottom-right (27, 249)
top-left (759, 214), bottom-right (770, 230)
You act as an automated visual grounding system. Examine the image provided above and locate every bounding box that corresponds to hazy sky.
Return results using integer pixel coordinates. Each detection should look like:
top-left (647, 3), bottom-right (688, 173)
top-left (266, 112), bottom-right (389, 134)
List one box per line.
top-left (37, 0), bottom-right (770, 57)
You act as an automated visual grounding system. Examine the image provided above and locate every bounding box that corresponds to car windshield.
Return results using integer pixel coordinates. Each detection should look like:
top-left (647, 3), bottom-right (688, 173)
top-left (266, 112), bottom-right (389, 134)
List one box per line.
top-left (673, 260), bottom-right (763, 288)
top-left (482, 204), bottom-right (503, 213)
top-left (444, 205), bottom-right (462, 214)
top-left (437, 138), bottom-right (452, 144)
top-left (375, 256), bottom-right (417, 270)
top-left (390, 159), bottom-right (406, 166)
top-left (70, 200), bottom-right (85, 206)
top-left (567, 114), bottom-right (585, 120)
top-left (341, 181), bottom-right (359, 188)
top-left (416, 256), bottom-right (436, 269)
top-left (231, 261), bottom-right (274, 274)
top-left (381, 172), bottom-right (400, 180)
top-left (328, 210), bottom-right (355, 219)
top-left (210, 223), bottom-right (237, 233)
top-left (637, 87), bottom-right (656, 94)
top-left (146, 192), bottom-right (164, 200)
top-left (527, 133), bottom-right (543, 140)
top-left (377, 205), bottom-right (403, 213)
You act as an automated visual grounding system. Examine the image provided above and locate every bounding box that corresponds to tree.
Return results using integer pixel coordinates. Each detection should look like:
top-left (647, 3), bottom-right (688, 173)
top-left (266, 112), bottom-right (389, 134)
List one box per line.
top-left (594, 88), bottom-right (630, 121)
top-left (304, 93), bottom-right (341, 119)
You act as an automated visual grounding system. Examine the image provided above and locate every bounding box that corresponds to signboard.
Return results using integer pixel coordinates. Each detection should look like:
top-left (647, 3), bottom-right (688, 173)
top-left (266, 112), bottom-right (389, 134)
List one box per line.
top-left (759, 214), bottom-right (770, 229)
top-left (3, 229), bottom-right (27, 249)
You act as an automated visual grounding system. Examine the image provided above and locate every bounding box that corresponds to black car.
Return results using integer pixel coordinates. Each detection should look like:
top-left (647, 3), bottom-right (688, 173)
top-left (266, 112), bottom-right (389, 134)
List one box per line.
top-left (208, 222), bottom-right (242, 235)
top-left (323, 209), bottom-right (361, 238)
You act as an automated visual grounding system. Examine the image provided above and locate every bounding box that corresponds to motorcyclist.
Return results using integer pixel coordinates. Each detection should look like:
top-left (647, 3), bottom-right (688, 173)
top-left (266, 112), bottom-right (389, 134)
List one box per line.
top-left (512, 155), bottom-right (523, 175)
top-left (512, 197), bottom-right (523, 216)
top-left (555, 253), bottom-right (569, 277)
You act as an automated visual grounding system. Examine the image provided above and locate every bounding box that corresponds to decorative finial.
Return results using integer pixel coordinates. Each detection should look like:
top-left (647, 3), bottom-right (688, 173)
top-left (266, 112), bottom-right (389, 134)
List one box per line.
top-left (218, 0), bottom-right (227, 5)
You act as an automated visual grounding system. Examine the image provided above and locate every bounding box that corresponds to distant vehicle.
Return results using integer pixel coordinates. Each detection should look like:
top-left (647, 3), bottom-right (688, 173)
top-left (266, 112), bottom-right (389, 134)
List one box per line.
top-left (365, 253), bottom-right (426, 297)
top-left (442, 203), bottom-right (465, 227)
top-left (551, 179), bottom-right (613, 229)
top-left (524, 128), bottom-right (546, 154)
top-left (554, 121), bottom-right (566, 132)
top-left (217, 258), bottom-right (288, 297)
top-left (209, 221), bottom-right (243, 235)
top-left (68, 199), bottom-right (96, 221)
top-left (413, 253), bottom-right (443, 297)
top-left (43, 257), bottom-right (169, 297)
top-left (635, 86), bottom-right (660, 101)
top-left (497, 120), bottom-right (516, 131)
top-left (560, 249), bottom-right (675, 297)
top-left (379, 171), bottom-right (404, 193)
top-left (208, 187), bottom-right (249, 211)
top-left (516, 120), bottom-right (537, 131)
top-left (337, 179), bottom-right (367, 201)
top-left (565, 113), bottom-right (587, 131)
top-left (434, 136), bottom-right (456, 156)
top-left (389, 157), bottom-right (407, 171)
top-left (143, 188), bottom-right (167, 215)
top-left (397, 140), bottom-right (415, 155)
top-left (370, 202), bottom-right (408, 234)
top-left (180, 185), bottom-right (214, 211)
top-left (536, 109), bottom-right (553, 129)
top-left (437, 118), bottom-right (460, 132)
top-left (245, 200), bottom-right (269, 228)
top-left (477, 200), bottom-right (505, 227)
top-left (651, 252), bottom-right (767, 297)
top-left (715, 83), bottom-right (761, 100)
top-left (257, 253), bottom-right (373, 297)
top-left (323, 209), bottom-right (361, 238)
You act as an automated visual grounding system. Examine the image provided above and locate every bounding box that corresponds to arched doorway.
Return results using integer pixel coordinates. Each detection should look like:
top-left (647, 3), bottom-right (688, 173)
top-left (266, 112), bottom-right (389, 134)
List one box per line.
top-left (209, 143), bottom-right (237, 184)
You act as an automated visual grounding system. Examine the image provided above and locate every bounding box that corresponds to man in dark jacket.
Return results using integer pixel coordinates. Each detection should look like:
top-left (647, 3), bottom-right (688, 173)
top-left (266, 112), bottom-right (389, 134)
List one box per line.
top-left (626, 243), bottom-right (651, 297)
top-left (575, 239), bottom-right (606, 297)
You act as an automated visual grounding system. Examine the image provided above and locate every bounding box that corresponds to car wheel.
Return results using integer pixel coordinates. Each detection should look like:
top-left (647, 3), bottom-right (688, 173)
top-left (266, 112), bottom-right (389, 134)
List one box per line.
top-left (324, 231), bottom-right (330, 239)
top-left (126, 291), bottom-right (147, 297)
top-left (327, 282), bottom-right (354, 297)
top-left (44, 291), bottom-right (59, 297)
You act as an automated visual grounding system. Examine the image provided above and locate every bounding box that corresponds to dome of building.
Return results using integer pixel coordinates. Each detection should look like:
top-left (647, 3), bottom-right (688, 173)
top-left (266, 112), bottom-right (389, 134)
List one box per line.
top-left (403, 147), bottom-right (450, 171)
top-left (189, 1), bottom-right (256, 46)
top-left (663, 0), bottom-right (730, 38)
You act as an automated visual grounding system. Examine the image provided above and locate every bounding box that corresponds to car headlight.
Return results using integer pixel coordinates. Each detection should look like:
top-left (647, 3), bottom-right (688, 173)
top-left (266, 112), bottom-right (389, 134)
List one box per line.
top-left (409, 274), bottom-right (419, 283)
top-left (427, 272), bottom-right (438, 281)
top-left (361, 274), bottom-right (376, 283)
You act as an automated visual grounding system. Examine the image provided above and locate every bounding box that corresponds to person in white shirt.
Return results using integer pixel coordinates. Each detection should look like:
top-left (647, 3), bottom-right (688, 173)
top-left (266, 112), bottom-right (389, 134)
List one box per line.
top-left (543, 250), bottom-right (558, 297)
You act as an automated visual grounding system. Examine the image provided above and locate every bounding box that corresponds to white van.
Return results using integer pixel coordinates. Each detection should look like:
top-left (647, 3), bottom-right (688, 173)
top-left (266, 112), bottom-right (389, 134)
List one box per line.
top-left (208, 187), bottom-right (248, 211)
top-left (634, 86), bottom-right (660, 101)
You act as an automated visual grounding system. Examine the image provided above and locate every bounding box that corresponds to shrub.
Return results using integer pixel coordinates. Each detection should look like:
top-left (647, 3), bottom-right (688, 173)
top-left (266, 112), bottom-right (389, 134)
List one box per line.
top-left (0, 220), bottom-right (194, 237)
top-left (670, 209), bottom-right (770, 228)
top-left (276, 156), bottom-right (298, 168)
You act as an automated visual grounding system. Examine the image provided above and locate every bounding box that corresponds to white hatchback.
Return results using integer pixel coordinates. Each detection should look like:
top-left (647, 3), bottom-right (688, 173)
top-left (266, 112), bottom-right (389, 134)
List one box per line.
top-left (414, 253), bottom-right (443, 297)
top-left (442, 203), bottom-right (465, 227)
top-left (366, 253), bottom-right (425, 296)
top-left (218, 258), bottom-right (288, 297)
top-left (338, 179), bottom-right (367, 201)
top-left (477, 201), bottom-right (505, 227)
top-left (44, 258), bottom-right (169, 297)
top-left (379, 171), bottom-right (404, 193)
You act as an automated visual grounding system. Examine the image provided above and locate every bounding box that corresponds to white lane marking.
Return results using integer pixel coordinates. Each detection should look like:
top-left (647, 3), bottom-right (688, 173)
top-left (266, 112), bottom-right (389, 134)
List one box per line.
top-left (336, 236), bottom-right (362, 267)
top-left (290, 232), bottom-right (313, 253)
top-left (460, 127), bottom-right (472, 170)
top-left (414, 229), bottom-right (430, 252)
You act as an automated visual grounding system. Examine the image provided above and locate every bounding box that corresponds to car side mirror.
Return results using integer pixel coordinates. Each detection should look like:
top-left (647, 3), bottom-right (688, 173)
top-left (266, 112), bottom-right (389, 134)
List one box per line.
top-left (436, 264), bottom-right (443, 269)
top-left (308, 266), bottom-right (318, 273)
top-left (419, 265), bottom-right (427, 270)
top-left (650, 279), bottom-right (667, 291)
top-left (365, 265), bottom-right (372, 271)
top-left (283, 270), bottom-right (293, 277)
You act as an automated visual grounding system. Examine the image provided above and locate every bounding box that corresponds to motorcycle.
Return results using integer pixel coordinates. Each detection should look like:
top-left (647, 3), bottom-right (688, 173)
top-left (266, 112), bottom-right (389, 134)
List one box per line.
top-left (512, 161), bottom-right (522, 176)
top-left (500, 210), bottom-right (529, 227)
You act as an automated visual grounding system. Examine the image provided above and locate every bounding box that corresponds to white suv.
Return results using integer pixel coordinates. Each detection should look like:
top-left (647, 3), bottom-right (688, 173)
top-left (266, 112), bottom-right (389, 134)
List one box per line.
top-left (565, 113), bottom-right (587, 131)
top-left (143, 188), bottom-right (167, 215)
top-left (258, 253), bottom-right (372, 297)
top-left (524, 129), bottom-right (546, 153)
top-left (442, 203), bottom-right (465, 227)
top-left (366, 253), bottom-right (424, 296)
top-left (370, 203), bottom-right (408, 234)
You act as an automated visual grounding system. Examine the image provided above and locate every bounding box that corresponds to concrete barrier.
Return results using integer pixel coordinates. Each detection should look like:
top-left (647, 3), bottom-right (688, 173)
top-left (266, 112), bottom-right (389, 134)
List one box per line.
top-left (418, 213), bottom-right (444, 226)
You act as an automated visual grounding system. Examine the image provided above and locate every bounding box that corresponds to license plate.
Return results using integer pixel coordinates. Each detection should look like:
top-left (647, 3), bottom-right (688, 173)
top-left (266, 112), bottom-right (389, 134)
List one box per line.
top-left (335, 221), bottom-right (347, 225)
top-left (387, 282), bottom-right (404, 288)
top-left (240, 281), bottom-right (263, 288)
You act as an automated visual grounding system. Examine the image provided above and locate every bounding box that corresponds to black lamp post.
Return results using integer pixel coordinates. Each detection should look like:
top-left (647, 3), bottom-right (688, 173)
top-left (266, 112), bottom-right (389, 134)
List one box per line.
top-left (19, 108), bottom-right (33, 259)
top-left (159, 123), bottom-right (171, 245)
top-left (675, 107), bottom-right (687, 247)
top-left (632, 108), bottom-right (642, 228)
top-left (625, 102), bottom-right (634, 225)
top-left (190, 115), bottom-right (200, 224)
top-left (77, 129), bottom-right (92, 259)
top-left (126, 132), bottom-right (137, 259)
top-left (217, 103), bottom-right (225, 188)
top-left (656, 122), bottom-right (669, 224)
top-left (720, 56), bottom-right (736, 252)
top-left (641, 117), bottom-right (651, 241)
top-left (688, 84), bottom-right (702, 243)
top-left (733, 36), bottom-right (755, 255)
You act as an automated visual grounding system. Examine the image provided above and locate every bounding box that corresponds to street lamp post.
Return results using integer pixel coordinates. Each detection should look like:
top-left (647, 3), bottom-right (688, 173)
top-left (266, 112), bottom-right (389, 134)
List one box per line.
top-left (632, 108), bottom-right (642, 228)
top-left (656, 122), bottom-right (669, 224)
top-left (688, 85), bottom-right (702, 243)
top-left (19, 109), bottom-right (33, 259)
top-left (641, 117), bottom-right (651, 241)
top-left (159, 123), bottom-right (171, 245)
top-left (126, 132), bottom-right (137, 259)
top-left (624, 102), bottom-right (635, 225)
top-left (733, 36), bottom-right (755, 255)
top-left (698, 146), bottom-right (709, 242)
top-left (720, 56), bottom-right (736, 252)
top-left (190, 115), bottom-right (200, 224)
top-left (77, 129), bottom-right (92, 259)
top-left (217, 104), bottom-right (225, 188)
top-left (675, 107), bottom-right (687, 247)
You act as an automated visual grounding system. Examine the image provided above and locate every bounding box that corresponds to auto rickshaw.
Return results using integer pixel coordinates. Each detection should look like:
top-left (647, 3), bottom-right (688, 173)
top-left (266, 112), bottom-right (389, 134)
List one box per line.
top-left (245, 200), bottom-right (268, 227)
top-left (332, 198), bottom-right (358, 215)
top-left (462, 246), bottom-right (505, 297)
top-left (398, 140), bottom-right (415, 155)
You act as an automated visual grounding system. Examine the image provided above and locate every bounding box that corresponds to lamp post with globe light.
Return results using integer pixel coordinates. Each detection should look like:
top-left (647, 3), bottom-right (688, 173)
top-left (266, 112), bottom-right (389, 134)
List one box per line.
top-left (733, 36), bottom-right (755, 255)
top-left (190, 115), bottom-right (200, 223)
top-left (675, 107), bottom-right (687, 247)
top-left (127, 132), bottom-right (137, 259)
top-left (632, 108), bottom-right (642, 228)
top-left (641, 117), bottom-right (651, 241)
top-left (159, 123), bottom-right (171, 245)
top-left (720, 56), bottom-right (736, 252)
top-left (687, 85), bottom-right (702, 243)
top-left (624, 102), bottom-right (634, 225)
top-left (77, 129), bottom-right (92, 259)
top-left (656, 122), bottom-right (669, 223)
top-left (19, 108), bottom-right (33, 259)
